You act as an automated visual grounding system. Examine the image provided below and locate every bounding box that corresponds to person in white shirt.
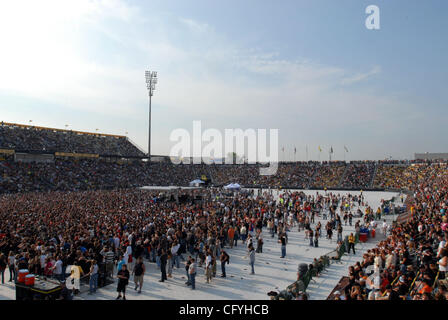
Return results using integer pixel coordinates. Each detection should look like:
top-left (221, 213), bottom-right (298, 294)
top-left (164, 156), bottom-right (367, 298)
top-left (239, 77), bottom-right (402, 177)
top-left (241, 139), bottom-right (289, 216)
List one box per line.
top-left (189, 259), bottom-right (197, 290)
top-left (374, 252), bottom-right (382, 273)
top-left (382, 220), bottom-right (388, 235)
top-left (126, 244), bottom-right (132, 264)
top-left (171, 242), bottom-right (181, 269)
top-left (7, 252), bottom-right (15, 282)
top-left (52, 256), bottom-right (64, 281)
top-left (40, 252), bottom-right (47, 270)
top-left (205, 251), bottom-right (212, 283)
top-left (437, 235), bottom-right (446, 258)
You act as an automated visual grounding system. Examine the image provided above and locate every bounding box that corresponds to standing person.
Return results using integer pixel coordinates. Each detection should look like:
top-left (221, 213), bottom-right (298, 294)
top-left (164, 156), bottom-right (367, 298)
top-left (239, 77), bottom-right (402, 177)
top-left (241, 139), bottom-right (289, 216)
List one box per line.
top-left (314, 230), bottom-right (319, 248)
top-left (205, 250), bottom-right (212, 283)
top-left (0, 254), bottom-right (6, 284)
top-left (220, 250), bottom-right (229, 278)
top-left (52, 256), bottom-right (63, 282)
top-left (268, 219), bottom-right (275, 237)
top-left (117, 254), bottom-right (125, 272)
top-left (116, 264), bottom-right (130, 300)
top-left (133, 256), bottom-right (145, 293)
top-left (233, 226), bottom-right (240, 247)
top-left (279, 233), bottom-right (287, 258)
top-left (240, 224), bottom-right (247, 242)
top-left (348, 233), bottom-right (356, 254)
top-left (125, 243), bottom-right (133, 267)
top-left (88, 259), bottom-right (99, 295)
top-left (327, 223), bottom-right (333, 243)
top-left (211, 253), bottom-right (217, 278)
top-left (189, 258), bottom-right (197, 290)
top-left (101, 246), bottom-right (115, 279)
top-left (171, 242), bottom-right (180, 269)
top-left (309, 228), bottom-right (314, 247)
top-left (7, 252), bottom-right (15, 282)
top-left (256, 231), bottom-right (264, 253)
top-left (382, 220), bottom-right (388, 235)
top-left (228, 226), bottom-right (235, 248)
top-left (337, 224), bottom-right (343, 243)
top-left (249, 245), bottom-right (255, 275)
top-left (159, 249), bottom-right (167, 282)
top-left (167, 252), bottom-right (173, 278)
top-left (185, 256), bottom-right (192, 286)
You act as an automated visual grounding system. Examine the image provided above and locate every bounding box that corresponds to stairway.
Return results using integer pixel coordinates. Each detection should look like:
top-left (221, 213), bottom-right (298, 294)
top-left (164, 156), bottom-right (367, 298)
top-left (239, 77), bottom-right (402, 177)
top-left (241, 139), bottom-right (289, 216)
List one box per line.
top-left (369, 163), bottom-right (379, 188)
top-left (337, 164), bottom-right (350, 188)
top-left (307, 166), bottom-right (318, 188)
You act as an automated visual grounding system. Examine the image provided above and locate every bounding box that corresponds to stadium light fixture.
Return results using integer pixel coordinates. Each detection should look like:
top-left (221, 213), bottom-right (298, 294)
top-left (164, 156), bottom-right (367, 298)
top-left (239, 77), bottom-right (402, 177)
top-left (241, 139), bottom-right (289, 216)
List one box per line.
top-left (145, 70), bottom-right (158, 161)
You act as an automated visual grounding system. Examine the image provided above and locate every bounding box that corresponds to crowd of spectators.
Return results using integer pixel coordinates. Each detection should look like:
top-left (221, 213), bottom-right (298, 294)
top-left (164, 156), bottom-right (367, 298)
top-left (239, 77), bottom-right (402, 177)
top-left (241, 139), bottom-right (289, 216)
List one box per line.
top-left (311, 163), bottom-right (346, 188)
top-left (373, 163), bottom-right (448, 191)
top-left (0, 123), bottom-right (145, 157)
top-left (340, 162), bottom-right (376, 189)
top-left (0, 159), bottom-right (208, 194)
top-left (2, 157), bottom-right (448, 195)
top-left (373, 165), bottom-right (408, 190)
top-left (335, 165), bottom-right (448, 300)
top-left (1, 150), bottom-right (448, 300)
top-left (0, 186), bottom-right (298, 298)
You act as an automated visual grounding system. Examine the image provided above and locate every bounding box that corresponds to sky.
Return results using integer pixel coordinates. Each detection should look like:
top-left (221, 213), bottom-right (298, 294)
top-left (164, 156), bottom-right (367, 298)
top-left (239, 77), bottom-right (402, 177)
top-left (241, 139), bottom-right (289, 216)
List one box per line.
top-left (0, 0), bottom-right (447, 161)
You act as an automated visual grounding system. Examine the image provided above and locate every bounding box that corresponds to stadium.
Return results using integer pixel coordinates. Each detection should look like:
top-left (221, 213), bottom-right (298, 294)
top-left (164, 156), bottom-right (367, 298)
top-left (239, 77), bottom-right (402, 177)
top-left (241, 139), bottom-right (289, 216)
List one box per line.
top-left (0, 1), bottom-right (447, 308)
top-left (0, 121), bottom-right (447, 301)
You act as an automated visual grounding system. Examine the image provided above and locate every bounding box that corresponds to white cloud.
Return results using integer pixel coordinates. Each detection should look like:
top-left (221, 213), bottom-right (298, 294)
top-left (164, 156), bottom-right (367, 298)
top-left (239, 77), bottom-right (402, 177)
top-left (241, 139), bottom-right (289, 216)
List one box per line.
top-left (179, 18), bottom-right (213, 34)
top-left (340, 65), bottom-right (382, 85)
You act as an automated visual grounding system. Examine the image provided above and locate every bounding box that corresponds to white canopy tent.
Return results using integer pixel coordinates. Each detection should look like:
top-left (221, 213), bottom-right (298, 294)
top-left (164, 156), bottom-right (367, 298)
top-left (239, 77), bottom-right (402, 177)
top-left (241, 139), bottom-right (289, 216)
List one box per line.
top-left (189, 179), bottom-right (205, 187)
top-left (223, 183), bottom-right (241, 190)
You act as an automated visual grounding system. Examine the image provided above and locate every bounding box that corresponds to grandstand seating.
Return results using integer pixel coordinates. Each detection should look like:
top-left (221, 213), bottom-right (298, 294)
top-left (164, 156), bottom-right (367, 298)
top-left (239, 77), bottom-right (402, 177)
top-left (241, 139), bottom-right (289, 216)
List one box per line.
top-left (0, 122), bottom-right (145, 157)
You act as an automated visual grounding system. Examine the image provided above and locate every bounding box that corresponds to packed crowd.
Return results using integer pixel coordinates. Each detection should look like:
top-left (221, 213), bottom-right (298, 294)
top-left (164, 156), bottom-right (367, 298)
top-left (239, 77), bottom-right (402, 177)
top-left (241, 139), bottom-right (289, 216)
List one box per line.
top-left (0, 123), bottom-right (145, 157)
top-left (373, 165), bottom-right (408, 190)
top-left (374, 163), bottom-right (448, 191)
top-left (310, 163), bottom-right (346, 188)
top-left (0, 187), bottom-right (317, 299)
top-left (340, 161), bottom-right (376, 189)
top-left (2, 157), bottom-right (448, 195)
top-left (0, 159), bottom-right (206, 193)
top-left (333, 165), bottom-right (448, 300)
top-left (1, 158), bottom-right (446, 300)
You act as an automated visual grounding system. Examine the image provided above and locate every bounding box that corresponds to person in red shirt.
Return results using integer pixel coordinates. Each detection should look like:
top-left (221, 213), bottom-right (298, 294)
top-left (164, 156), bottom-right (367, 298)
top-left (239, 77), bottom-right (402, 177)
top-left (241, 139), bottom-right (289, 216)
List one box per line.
top-left (418, 279), bottom-right (433, 295)
top-left (227, 226), bottom-right (235, 248)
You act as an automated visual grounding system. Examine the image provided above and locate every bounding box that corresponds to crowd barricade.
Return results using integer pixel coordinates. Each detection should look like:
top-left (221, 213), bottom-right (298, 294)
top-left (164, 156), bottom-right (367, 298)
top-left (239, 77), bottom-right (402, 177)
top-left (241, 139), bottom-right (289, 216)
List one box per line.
top-left (406, 271), bottom-right (421, 299)
top-left (275, 250), bottom-right (336, 299)
top-left (280, 229), bottom-right (361, 297)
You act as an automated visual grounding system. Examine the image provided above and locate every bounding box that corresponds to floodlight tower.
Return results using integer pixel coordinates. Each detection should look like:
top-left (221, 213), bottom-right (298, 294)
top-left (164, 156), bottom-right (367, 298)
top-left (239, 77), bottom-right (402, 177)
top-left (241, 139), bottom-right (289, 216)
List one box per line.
top-left (145, 70), bottom-right (157, 161)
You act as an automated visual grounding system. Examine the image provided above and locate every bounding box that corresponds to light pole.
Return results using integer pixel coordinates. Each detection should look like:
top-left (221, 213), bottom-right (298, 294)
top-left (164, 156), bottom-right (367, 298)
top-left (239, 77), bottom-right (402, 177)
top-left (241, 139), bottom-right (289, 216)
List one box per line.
top-left (145, 70), bottom-right (157, 161)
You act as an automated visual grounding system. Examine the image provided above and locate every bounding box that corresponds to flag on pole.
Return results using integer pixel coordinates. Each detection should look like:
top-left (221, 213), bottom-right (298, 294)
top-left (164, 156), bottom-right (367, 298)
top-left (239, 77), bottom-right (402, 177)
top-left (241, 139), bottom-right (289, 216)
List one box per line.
top-left (330, 146), bottom-right (333, 154)
top-left (318, 146), bottom-right (322, 152)
top-left (344, 145), bottom-right (349, 152)
top-left (294, 146), bottom-right (296, 154)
